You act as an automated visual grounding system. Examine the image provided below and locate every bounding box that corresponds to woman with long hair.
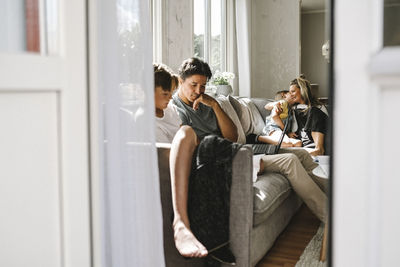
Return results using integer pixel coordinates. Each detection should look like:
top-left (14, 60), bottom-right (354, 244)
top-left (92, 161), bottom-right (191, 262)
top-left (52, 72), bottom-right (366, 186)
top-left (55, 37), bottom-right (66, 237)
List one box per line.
top-left (288, 75), bottom-right (328, 156)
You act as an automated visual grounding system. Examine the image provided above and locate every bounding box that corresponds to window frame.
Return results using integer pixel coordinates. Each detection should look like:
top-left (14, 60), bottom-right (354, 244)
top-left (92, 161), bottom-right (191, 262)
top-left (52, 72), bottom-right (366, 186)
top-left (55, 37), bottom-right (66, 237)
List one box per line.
top-left (194, 0), bottom-right (227, 72)
top-left (151, 0), bottom-right (163, 63)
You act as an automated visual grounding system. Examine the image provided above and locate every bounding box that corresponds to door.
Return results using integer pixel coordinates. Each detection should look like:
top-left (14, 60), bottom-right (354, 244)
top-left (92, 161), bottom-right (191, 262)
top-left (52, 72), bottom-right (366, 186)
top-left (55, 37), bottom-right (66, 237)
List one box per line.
top-left (0, 0), bottom-right (90, 266)
top-left (334, 0), bottom-right (400, 266)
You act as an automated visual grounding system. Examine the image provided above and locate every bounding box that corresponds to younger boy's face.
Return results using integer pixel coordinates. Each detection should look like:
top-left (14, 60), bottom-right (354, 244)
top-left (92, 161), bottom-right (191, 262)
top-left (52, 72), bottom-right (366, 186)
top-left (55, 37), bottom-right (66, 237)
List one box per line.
top-left (284, 92), bottom-right (292, 102)
top-left (154, 86), bottom-right (172, 110)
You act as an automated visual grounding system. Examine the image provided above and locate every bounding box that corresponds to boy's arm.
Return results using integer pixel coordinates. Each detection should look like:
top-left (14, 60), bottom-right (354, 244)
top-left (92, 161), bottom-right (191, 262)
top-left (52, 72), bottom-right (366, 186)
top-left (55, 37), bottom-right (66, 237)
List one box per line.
top-left (264, 102), bottom-right (275, 110)
top-left (265, 101), bottom-right (284, 114)
top-left (265, 101), bottom-right (285, 130)
top-left (193, 94), bottom-right (238, 142)
top-left (264, 100), bottom-right (284, 111)
top-left (270, 105), bottom-right (285, 130)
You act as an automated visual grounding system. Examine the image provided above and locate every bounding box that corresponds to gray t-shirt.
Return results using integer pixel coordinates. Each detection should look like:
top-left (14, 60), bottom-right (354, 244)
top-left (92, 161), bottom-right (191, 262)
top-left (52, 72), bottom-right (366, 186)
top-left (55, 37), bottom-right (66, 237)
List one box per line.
top-left (172, 93), bottom-right (221, 139)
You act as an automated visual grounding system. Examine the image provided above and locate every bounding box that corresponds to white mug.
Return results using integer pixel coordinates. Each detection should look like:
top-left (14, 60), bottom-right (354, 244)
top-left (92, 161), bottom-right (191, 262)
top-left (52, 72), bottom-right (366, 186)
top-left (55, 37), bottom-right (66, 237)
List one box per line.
top-left (317, 155), bottom-right (330, 165)
top-left (316, 155), bottom-right (330, 178)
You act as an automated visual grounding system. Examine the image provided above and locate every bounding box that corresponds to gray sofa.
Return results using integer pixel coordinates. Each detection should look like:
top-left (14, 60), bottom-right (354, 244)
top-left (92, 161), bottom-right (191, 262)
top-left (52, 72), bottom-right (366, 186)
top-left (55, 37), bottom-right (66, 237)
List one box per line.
top-left (157, 97), bottom-right (302, 267)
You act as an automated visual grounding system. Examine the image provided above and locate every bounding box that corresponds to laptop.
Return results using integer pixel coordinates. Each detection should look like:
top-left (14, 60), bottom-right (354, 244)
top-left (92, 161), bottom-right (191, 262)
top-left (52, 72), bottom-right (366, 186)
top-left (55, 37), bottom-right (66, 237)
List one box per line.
top-left (250, 111), bottom-right (291, 155)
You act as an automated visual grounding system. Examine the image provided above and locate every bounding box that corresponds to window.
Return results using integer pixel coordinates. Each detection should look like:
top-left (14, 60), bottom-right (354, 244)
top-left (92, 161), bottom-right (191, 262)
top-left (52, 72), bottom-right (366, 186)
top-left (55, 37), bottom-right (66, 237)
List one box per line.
top-left (383, 0), bottom-right (400, 46)
top-left (0, 0), bottom-right (58, 55)
top-left (193, 0), bottom-right (226, 72)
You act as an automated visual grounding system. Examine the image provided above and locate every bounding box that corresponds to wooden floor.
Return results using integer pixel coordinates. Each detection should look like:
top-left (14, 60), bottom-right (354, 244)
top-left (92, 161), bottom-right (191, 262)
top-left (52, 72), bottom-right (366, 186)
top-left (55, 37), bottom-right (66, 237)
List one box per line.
top-left (255, 204), bottom-right (321, 267)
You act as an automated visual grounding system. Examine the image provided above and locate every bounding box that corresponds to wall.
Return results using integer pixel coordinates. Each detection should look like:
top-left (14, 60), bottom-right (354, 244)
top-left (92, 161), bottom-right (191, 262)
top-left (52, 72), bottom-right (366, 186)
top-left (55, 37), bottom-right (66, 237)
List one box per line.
top-left (301, 11), bottom-right (329, 97)
top-left (162, 0), bottom-right (193, 72)
top-left (251, 0), bottom-right (300, 98)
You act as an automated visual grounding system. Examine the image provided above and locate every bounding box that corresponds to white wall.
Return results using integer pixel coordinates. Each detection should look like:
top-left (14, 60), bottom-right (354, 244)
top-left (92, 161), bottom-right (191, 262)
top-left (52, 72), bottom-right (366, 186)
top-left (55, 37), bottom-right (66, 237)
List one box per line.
top-left (161, 0), bottom-right (193, 72)
top-left (251, 0), bottom-right (300, 98)
top-left (301, 11), bottom-right (329, 97)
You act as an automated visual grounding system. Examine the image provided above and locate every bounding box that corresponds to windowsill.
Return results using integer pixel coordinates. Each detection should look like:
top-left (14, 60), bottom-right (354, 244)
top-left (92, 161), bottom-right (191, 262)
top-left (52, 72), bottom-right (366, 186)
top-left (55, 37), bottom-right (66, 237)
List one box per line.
top-left (369, 46), bottom-right (400, 79)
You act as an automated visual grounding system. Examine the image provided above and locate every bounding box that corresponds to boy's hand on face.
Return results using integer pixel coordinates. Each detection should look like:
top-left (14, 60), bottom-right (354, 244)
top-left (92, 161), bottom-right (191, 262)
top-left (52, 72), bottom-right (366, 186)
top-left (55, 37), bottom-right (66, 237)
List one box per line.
top-left (192, 93), bottom-right (217, 110)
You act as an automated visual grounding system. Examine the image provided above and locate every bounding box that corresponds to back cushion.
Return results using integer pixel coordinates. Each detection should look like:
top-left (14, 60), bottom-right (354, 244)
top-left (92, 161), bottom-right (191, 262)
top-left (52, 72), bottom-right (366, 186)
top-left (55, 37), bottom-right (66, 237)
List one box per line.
top-left (250, 98), bottom-right (274, 119)
top-left (216, 95), bottom-right (246, 144)
top-left (228, 95), bottom-right (252, 135)
top-left (240, 98), bottom-right (266, 135)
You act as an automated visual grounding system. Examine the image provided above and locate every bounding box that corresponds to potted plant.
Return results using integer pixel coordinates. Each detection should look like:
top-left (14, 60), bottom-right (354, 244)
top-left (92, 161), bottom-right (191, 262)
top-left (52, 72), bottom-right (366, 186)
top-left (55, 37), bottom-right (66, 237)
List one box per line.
top-left (211, 71), bottom-right (235, 96)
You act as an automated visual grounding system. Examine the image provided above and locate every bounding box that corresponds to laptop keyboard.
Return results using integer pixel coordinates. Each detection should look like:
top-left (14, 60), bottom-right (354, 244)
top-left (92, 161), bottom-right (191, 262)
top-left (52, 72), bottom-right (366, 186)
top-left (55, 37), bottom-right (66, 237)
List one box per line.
top-left (251, 144), bottom-right (277, 155)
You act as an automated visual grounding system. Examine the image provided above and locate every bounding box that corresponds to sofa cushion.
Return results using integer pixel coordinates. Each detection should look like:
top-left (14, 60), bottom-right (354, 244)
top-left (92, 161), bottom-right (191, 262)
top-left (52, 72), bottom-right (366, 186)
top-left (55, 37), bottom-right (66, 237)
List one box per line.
top-left (252, 171), bottom-right (292, 226)
top-left (228, 95), bottom-right (253, 135)
top-left (240, 98), bottom-right (266, 135)
top-left (216, 95), bottom-right (246, 144)
top-left (250, 98), bottom-right (274, 120)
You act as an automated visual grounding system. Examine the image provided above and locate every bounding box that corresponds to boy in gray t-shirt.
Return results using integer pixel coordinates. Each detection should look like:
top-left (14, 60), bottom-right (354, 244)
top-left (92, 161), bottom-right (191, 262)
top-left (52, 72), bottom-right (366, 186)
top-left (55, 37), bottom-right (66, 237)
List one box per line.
top-left (172, 92), bottom-right (221, 139)
top-left (169, 57), bottom-right (238, 263)
top-left (171, 57), bottom-right (237, 142)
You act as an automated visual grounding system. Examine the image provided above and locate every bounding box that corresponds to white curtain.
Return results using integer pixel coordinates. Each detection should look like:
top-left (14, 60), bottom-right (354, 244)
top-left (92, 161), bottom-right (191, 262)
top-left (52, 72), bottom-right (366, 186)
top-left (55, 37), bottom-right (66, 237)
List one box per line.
top-left (95, 0), bottom-right (165, 266)
top-left (235, 0), bottom-right (252, 97)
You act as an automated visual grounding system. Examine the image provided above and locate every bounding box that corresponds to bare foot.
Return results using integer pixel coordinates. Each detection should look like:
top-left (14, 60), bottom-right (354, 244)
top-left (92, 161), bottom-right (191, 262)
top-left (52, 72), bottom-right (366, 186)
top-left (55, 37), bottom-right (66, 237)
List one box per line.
top-left (291, 139), bottom-right (302, 147)
top-left (309, 147), bottom-right (325, 156)
top-left (281, 142), bottom-right (294, 148)
top-left (257, 158), bottom-right (265, 175)
top-left (173, 220), bottom-right (208, 258)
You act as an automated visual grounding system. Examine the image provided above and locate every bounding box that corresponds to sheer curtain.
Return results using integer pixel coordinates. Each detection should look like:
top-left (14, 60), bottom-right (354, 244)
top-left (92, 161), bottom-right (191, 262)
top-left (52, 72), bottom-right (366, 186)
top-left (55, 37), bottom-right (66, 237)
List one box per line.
top-left (94, 0), bottom-right (165, 266)
top-left (234, 0), bottom-right (252, 97)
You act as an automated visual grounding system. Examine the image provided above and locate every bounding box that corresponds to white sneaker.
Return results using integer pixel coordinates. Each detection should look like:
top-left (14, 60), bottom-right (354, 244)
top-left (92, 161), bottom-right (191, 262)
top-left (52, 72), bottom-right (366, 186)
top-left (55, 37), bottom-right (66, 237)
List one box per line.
top-left (312, 165), bottom-right (329, 179)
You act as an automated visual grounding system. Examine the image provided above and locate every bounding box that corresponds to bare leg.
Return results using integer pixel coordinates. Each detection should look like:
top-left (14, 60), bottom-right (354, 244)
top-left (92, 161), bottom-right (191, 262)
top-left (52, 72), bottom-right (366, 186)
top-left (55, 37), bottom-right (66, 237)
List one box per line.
top-left (169, 126), bottom-right (208, 258)
top-left (290, 138), bottom-right (302, 147)
top-left (308, 131), bottom-right (325, 156)
top-left (257, 131), bottom-right (294, 147)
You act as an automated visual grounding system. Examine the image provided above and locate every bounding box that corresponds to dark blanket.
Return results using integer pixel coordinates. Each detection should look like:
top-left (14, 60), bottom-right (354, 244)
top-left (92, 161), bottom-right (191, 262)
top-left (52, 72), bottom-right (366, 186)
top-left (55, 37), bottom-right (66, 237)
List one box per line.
top-left (187, 135), bottom-right (242, 266)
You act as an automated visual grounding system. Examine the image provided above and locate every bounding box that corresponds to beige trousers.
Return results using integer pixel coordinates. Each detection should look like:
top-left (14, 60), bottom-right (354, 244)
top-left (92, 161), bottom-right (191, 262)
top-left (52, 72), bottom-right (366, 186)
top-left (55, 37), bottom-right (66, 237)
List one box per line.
top-left (261, 148), bottom-right (328, 222)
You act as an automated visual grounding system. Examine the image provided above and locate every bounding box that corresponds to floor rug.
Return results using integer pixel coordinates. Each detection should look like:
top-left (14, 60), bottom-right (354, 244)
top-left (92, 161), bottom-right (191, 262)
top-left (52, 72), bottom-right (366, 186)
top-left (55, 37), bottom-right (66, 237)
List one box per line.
top-left (295, 224), bottom-right (328, 267)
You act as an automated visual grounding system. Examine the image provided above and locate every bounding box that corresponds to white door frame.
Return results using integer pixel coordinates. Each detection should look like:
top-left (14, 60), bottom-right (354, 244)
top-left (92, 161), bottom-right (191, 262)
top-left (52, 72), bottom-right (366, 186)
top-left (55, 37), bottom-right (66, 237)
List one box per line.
top-left (0, 1), bottom-right (91, 266)
top-left (334, 0), bottom-right (400, 266)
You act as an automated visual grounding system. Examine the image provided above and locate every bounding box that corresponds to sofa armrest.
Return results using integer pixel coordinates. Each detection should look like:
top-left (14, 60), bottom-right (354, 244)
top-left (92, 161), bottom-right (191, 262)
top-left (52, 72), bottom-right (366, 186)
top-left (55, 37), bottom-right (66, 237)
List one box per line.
top-left (157, 144), bottom-right (205, 266)
top-left (228, 146), bottom-right (254, 267)
top-left (157, 144), bottom-right (254, 267)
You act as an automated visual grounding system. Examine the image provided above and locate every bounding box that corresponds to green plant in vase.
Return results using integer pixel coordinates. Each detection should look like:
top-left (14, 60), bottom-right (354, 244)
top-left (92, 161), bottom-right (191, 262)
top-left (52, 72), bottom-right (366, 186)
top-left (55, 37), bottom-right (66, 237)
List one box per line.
top-left (211, 71), bottom-right (235, 96)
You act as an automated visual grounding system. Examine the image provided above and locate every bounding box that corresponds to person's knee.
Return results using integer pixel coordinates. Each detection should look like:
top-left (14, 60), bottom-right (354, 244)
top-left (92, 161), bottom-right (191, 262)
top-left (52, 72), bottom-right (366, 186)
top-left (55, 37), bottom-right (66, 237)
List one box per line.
top-left (174, 126), bottom-right (198, 147)
top-left (182, 126), bottom-right (197, 142)
top-left (287, 148), bottom-right (310, 162)
top-left (296, 148), bottom-right (310, 159)
top-left (284, 153), bottom-right (300, 165)
top-left (276, 153), bottom-right (302, 179)
top-left (181, 125), bottom-right (195, 137)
